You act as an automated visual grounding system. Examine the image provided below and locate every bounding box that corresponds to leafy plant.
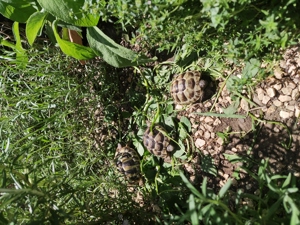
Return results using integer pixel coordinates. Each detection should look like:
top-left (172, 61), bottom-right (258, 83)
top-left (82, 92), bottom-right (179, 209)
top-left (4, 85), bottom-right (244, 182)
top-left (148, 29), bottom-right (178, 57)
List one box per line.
top-left (176, 160), bottom-right (300, 225)
top-left (0, 0), bottom-right (156, 67)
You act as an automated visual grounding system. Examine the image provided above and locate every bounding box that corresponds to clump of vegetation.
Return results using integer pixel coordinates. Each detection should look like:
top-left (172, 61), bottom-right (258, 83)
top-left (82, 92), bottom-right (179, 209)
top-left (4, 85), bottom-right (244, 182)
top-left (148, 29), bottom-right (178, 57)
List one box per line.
top-left (1, 0), bottom-right (300, 224)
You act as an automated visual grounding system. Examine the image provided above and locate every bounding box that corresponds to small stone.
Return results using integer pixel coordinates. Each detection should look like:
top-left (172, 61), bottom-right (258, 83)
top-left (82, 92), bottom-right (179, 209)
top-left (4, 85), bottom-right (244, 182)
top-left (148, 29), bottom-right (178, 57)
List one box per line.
top-left (286, 105), bottom-right (295, 111)
top-left (213, 118), bottom-right (222, 126)
top-left (252, 94), bottom-right (263, 106)
top-left (273, 83), bottom-right (282, 90)
top-left (292, 89), bottom-right (299, 100)
top-left (204, 124), bottom-right (214, 132)
top-left (211, 132), bottom-right (215, 138)
top-left (204, 131), bottom-right (211, 139)
top-left (261, 106), bottom-right (268, 112)
top-left (175, 104), bottom-right (184, 110)
top-left (240, 98), bottom-right (249, 111)
top-left (225, 96), bottom-right (232, 104)
top-left (295, 106), bottom-right (300, 117)
top-left (287, 82), bottom-right (296, 89)
top-left (273, 99), bottom-right (283, 107)
top-left (204, 117), bottom-right (214, 123)
top-left (296, 57), bottom-right (300, 67)
top-left (262, 95), bottom-right (271, 104)
top-left (223, 173), bottom-right (229, 180)
top-left (278, 95), bottom-right (292, 102)
top-left (195, 139), bottom-right (206, 148)
top-left (204, 102), bottom-right (212, 108)
top-left (273, 127), bottom-right (280, 132)
top-left (266, 105), bottom-right (276, 115)
top-left (246, 183), bottom-right (252, 190)
top-left (287, 64), bottom-right (297, 75)
top-left (280, 110), bottom-right (291, 119)
top-left (216, 137), bottom-right (224, 145)
top-left (266, 87), bottom-right (276, 98)
top-left (281, 87), bottom-right (293, 95)
top-left (274, 66), bottom-right (283, 79)
top-left (256, 88), bottom-right (265, 101)
top-left (280, 60), bottom-right (286, 69)
top-left (195, 130), bottom-right (204, 137)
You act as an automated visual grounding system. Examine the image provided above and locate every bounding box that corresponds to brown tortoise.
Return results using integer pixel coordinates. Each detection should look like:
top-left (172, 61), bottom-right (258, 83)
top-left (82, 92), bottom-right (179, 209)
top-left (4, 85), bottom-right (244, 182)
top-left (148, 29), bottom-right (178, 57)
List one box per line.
top-left (170, 70), bottom-right (207, 105)
top-left (115, 144), bottom-right (141, 182)
top-left (143, 125), bottom-right (174, 161)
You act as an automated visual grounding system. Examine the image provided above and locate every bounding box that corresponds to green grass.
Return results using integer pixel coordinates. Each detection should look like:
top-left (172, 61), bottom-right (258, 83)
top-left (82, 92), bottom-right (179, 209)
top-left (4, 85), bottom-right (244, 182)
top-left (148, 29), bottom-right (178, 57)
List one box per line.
top-left (0, 47), bottom-right (150, 224)
top-left (1, 0), bottom-right (300, 224)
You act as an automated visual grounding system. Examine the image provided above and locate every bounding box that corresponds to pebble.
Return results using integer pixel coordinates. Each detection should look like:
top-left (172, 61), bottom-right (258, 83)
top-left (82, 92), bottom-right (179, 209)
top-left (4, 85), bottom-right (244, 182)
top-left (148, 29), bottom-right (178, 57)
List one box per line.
top-left (287, 82), bottom-right (296, 89)
top-left (252, 94), bottom-right (263, 106)
top-left (262, 95), bottom-right (271, 104)
top-left (195, 139), bottom-right (206, 148)
top-left (281, 87), bottom-right (293, 95)
top-left (204, 102), bottom-right (212, 108)
top-left (286, 105), bottom-right (295, 111)
top-left (266, 87), bottom-right (276, 98)
top-left (204, 117), bottom-right (214, 123)
top-left (256, 88), bottom-right (265, 101)
top-left (266, 105), bottom-right (276, 115)
top-left (272, 99), bottom-right (282, 107)
top-left (274, 66), bottom-right (283, 79)
top-left (280, 110), bottom-right (291, 119)
top-left (273, 83), bottom-right (282, 90)
top-left (204, 131), bottom-right (211, 139)
top-left (216, 137), bottom-right (224, 145)
top-left (213, 118), bottom-right (222, 126)
top-left (295, 106), bottom-right (300, 117)
top-left (240, 98), bottom-right (249, 111)
top-left (292, 89), bottom-right (299, 100)
top-left (278, 95), bottom-right (292, 102)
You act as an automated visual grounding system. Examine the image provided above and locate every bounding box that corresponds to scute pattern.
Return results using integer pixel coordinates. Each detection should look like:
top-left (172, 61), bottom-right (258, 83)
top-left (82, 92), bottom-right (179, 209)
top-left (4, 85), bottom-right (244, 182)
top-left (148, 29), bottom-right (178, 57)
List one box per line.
top-left (115, 144), bottom-right (141, 182)
top-left (143, 125), bottom-right (174, 159)
top-left (170, 71), bottom-right (205, 105)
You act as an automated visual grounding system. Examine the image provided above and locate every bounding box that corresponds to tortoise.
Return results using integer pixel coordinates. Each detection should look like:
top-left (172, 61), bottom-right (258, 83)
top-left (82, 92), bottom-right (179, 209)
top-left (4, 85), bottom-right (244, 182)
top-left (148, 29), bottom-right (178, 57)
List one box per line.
top-left (143, 125), bottom-right (174, 160)
top-left (170, 70), bottom-right (207, 105)
top-left (115, 144), bottom-right (141, 182)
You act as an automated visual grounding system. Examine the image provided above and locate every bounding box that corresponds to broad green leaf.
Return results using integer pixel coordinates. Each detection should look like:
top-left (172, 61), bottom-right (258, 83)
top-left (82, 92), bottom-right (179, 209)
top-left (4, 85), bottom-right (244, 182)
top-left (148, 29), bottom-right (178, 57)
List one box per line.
top-left (12, 22), bottom-right (28, 66)
top-left (201, 177), bottom-right (207, 197)
top-left (188, 195), bottom-right (199, 225)
top-left (179, 124), bottom-right (188, 140)
top-left (223, 153), bottom-right (242, 162)
top-left (263, 198), bottom-right (282, 222)
top-left (218, 179), bottom-right (231, 198)
top-left (26, 11), bottom-right (48, 46)
top-left (180, 116), bottom-right (192, 132)
top-left (0, 2), bottom-right (36, 23)
top-left (87, 26), bottom-right (156, 68)
top-left (180, 171), bottom-right (203, 199)
top-left (37, 0), bottom-right (99, 26)
top-left (0, 38), bottom-right (15, 49)
top-left (283, 195), bottom-right (298, 214)
top-left (52, 20), bottom-right (96, 60)
top-left (281, 173), bottom-right (291, 189)
top-left (133, 139), bottom-right (144, 157)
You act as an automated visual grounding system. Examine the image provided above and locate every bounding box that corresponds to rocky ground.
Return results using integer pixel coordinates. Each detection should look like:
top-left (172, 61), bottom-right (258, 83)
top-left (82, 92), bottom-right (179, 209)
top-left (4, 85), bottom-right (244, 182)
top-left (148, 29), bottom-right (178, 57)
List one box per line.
top-left (180, 45), bottom-right (300, 193)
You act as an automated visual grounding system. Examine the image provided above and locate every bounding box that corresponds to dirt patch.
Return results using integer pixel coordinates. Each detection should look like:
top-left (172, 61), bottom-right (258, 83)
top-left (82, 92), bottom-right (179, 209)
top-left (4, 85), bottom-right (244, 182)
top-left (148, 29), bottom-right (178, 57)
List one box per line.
top-left (179, 45), bottom-right (300, 192)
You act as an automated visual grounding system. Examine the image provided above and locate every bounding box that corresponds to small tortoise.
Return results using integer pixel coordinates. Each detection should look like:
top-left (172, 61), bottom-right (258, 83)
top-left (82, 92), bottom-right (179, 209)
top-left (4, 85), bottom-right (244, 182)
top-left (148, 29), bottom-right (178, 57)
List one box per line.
top-left (115, 144), bottom-right (141, 182)
top-left (170, 70), bottom-right (207, 105)
top-left (143, 125), bottom-right (174, 160)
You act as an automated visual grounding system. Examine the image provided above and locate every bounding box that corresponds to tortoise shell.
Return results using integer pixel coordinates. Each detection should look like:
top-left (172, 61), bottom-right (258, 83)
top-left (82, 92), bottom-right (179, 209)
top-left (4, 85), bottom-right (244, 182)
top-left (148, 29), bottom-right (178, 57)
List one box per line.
top-left (170, 71), bottom-right (207, 105)
top-left (143, 125), bottom-right (174, 159)
top-left (115, 144), bottom-right (141, 182)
